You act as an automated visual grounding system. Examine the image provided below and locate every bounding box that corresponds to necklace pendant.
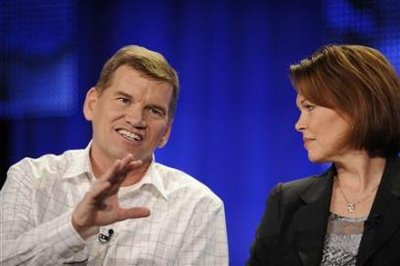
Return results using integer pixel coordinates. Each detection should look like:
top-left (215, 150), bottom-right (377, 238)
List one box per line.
top-left (347, 202), bottom-right (356, 213)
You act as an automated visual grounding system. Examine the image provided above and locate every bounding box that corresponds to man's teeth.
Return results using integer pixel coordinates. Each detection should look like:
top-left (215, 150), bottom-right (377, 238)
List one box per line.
top-left (118, 129), bottom-right (142, 141)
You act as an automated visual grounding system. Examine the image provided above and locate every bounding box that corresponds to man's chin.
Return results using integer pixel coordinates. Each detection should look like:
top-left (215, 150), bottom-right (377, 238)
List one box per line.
top-left (127, 152), bottom-right (152, 164)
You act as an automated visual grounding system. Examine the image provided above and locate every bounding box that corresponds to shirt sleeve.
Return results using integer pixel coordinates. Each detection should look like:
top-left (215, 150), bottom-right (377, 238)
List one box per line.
top-left (176, 196), bottom-right (229, 265)
top-left (0, 165), bottom-right (87, 265)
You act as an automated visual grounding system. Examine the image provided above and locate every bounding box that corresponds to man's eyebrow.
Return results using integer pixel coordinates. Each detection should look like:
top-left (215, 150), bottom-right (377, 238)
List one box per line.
top-left (114, 90), bottom-right (132, 98)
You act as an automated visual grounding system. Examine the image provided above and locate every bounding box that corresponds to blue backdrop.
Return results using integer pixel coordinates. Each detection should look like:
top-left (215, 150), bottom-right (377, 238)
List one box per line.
top-left (2, 0), bottom-right (398, 265)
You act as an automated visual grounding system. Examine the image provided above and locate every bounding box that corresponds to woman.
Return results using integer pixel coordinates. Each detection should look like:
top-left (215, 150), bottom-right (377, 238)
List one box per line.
top-left (248, 45), bottom-right (400, 265)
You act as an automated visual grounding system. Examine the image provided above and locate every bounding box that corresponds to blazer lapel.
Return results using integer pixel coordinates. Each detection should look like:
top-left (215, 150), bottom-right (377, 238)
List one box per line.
top-left (357, 157), bottom-right (400, 265)
top-left (292, 168), bottom-right (334, 266)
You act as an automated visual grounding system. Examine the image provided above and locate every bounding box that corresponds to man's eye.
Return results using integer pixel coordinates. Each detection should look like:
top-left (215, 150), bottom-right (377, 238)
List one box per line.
top-left (117, 97), bottom-right (130, 104)
top-left (148, 107), bottom-right (164, 116)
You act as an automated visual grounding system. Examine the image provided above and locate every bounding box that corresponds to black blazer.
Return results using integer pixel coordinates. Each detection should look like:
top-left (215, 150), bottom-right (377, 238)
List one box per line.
top-left (248, 157), bottom-right (400, 266)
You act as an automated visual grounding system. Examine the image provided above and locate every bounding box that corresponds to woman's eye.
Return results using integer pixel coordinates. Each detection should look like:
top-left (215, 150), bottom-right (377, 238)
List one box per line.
top-left (305, 104), bottom-right (315, 111)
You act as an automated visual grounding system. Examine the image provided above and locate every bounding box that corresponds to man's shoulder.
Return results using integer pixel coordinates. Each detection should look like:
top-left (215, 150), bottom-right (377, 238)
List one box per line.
top-left (153, 162), bottom-right (223, 205)
top-left (8, 148), bottom-right (86, 177)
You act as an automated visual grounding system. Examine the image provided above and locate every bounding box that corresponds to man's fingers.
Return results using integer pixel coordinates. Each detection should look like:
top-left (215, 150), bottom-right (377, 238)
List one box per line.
top-left (107, 155), bottom-right (143, 185)
top-left (118, 155), bottom-right (143, 175)
top-left (89, 180), bottom-right (112, 201)
top-left (117, 207), bottom-right (151, 221)
top-left (100, 158), bottom-right (123, 182)
top-left (125, 159), bottom-right (144, 173)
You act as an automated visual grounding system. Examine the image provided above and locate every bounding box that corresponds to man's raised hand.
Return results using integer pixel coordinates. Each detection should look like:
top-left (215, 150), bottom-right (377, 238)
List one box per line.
top-left (72, 154), bottom-right (151, 237)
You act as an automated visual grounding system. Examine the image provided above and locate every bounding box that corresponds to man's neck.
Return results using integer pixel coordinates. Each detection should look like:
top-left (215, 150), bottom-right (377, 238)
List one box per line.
top-left (89, 150), bottom-right (152, 186)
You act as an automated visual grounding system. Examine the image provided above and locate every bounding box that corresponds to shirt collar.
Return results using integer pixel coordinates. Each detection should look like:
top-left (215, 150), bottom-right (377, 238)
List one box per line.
top-left (119, 156), bottom-right (168, 200)
top-left (141, 157), bottom-right (169, 200)
top-left (62, 142), bottom-right (168, 200)
top-left (62, 142), bottom-right (92, 179)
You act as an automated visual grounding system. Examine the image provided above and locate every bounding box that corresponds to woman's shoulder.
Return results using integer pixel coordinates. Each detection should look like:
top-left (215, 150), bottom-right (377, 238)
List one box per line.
top-left (276, 167), bottom-right (334, 201)
top-left (282, 175), bottom-right (319, 192)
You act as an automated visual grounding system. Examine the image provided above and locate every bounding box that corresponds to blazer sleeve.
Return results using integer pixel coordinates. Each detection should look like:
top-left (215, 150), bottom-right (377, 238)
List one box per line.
top-left (247, 181), bottom-right (305, 266)
top-left (247, 183), bottom-right (283, 265)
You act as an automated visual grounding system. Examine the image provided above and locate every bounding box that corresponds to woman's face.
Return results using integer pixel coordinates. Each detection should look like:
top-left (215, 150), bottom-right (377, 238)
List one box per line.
top-left (295, 94), bottom-right (352, 163)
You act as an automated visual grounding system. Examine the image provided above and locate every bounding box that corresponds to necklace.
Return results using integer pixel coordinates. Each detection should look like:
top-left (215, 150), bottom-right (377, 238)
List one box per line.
top-left (336, 181), bottom-right (379, 213)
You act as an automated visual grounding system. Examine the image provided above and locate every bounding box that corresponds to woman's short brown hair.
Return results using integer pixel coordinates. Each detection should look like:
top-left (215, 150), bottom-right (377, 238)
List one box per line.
top-left (95, 45), bottom-right (179, 120)
top-left (290, 44), bottom-right (400, 157)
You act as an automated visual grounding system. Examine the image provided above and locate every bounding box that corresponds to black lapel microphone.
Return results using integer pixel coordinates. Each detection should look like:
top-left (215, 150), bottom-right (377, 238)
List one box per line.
top-left (98, 229), bottom-right (114, 244)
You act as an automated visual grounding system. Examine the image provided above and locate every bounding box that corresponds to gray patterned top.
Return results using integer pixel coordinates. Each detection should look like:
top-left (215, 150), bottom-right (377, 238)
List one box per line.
top-left (320, 213), bottom-right (367, 266)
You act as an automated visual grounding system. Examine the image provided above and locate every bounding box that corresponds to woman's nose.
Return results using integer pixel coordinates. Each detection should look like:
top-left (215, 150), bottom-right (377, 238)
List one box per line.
top-left (294, 113), bottom-right (306, 132)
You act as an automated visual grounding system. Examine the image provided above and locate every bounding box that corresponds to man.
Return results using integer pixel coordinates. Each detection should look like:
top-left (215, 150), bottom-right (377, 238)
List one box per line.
top-left (0, 45), bottom-right (228, 265)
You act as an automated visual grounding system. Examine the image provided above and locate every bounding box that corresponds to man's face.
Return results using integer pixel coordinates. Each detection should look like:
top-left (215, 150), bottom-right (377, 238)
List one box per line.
top-left (84, 65), bottom-right (173, 168)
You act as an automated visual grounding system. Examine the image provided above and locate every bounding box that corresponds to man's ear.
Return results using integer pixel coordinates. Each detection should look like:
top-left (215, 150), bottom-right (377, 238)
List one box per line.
top-left (158, 122), bottom-right (172, 148)
top-left (83, 87), bottom-right (98, 121)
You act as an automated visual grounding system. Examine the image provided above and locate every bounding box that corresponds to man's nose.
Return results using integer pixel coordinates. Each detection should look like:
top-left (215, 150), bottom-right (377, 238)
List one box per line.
top-left (125, 106), bottom-right (147, 128)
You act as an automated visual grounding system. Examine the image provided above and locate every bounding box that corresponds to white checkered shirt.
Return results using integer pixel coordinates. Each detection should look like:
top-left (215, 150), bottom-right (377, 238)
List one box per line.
top-left (0, 144), bottom-right (228, 265)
